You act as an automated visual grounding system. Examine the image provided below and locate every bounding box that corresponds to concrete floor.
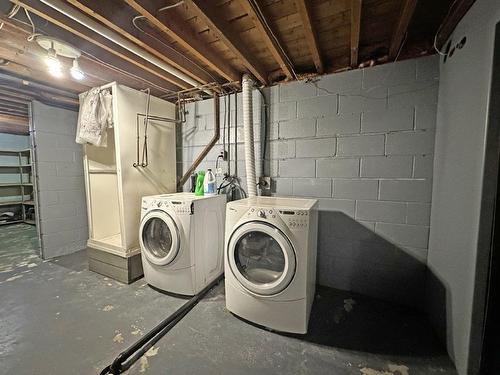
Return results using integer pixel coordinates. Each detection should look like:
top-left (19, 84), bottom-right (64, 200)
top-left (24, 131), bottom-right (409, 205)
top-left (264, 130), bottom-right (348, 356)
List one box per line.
top-left (0, 223), bottom-right (457, 375)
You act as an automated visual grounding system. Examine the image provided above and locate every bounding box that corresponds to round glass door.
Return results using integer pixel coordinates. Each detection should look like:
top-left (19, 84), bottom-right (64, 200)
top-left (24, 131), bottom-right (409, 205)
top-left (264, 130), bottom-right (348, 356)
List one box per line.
top-left (139, 211), bottom-right (180, 266)
top-left (228, 222), bottom-right (296, 296)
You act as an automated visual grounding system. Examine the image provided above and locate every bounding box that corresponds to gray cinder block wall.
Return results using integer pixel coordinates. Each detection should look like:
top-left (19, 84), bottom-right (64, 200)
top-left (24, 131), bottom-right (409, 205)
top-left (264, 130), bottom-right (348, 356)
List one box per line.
top-left (32, 101), bottom-right (88, 259)
top-left (177, 55), bottom-right (439, 307)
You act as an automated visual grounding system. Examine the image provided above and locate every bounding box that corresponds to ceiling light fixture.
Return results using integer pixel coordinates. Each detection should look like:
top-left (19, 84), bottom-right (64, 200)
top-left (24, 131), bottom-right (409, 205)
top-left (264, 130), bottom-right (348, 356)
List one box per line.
top-left (45, 44), bottom-right (63, 77)
top-left (35, 36), bottom-right (84, 80)
top-left (70, 58), bottom-right (84, 80)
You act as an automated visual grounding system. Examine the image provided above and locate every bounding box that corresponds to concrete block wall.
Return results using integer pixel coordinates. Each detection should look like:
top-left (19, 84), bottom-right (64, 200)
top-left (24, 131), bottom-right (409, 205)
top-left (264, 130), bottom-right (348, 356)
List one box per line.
top-left (177, 55), bottom-right (439, 307)
top-left (32, 101), bottom-right (88, 259)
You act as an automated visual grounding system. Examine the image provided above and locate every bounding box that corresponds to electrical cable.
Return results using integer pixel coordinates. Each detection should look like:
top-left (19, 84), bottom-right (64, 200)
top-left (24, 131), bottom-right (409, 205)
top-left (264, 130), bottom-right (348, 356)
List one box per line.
top-left (248, 0), bottom-right (298, 80)
top-left (256, 88), bottom-right (268, 179)
top-left (0, 4), bottom-right (21, 31)
top-left (22, 8), bottom-right (40, 42)
top-left (433, 0), bottom-right (459, 56)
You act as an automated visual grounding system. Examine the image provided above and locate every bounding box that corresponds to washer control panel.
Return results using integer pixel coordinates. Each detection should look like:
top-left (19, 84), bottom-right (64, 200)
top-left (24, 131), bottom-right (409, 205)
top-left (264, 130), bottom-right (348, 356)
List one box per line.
top-left (142, 199), bottom-right (193, 214)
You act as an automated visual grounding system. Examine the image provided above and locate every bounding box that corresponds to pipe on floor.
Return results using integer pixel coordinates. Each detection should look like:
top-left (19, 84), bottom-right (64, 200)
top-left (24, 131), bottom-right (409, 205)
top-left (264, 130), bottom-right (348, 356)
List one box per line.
top-left (38, 0), bottom-right (202, 89)
top-left (100, 275), bottom-right (223, 375)
top-left (242, 74), bottom-right (257, 197)
top-left (177, 95), bottom-right (220, 190)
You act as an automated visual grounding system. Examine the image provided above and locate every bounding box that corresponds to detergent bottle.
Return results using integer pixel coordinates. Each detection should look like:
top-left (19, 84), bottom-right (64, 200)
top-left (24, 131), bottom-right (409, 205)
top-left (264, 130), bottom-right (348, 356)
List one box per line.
top-left (194, 171), bottom-right (205, 196)
top-left (204, 169), bottom-right (216, 196)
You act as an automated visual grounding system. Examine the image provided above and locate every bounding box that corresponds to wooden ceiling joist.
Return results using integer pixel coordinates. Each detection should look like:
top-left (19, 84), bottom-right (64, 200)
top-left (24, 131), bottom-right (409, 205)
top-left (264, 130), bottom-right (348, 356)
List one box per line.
top-left (389, 0), bottom-right (418, 60)
top-left (350, 0), bottom-right (362, 68)
top-left (184, 0), bottom-right (268, 85)
top-left (295, 0), bottom-right (324, 73)
top-left (66, 0), bottom-right (210, 85)
top-left (237, 0), bottom-right (294, 80)
top-left (10, 0), bottom-right (190, 91)
top-left (123, 0), bottom-right (240, 83)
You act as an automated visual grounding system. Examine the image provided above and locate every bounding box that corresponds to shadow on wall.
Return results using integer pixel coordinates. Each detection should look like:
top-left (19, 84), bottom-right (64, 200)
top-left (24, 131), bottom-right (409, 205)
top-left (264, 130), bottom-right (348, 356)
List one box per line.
top-left (318, 211), bottom-right (428, 308)
top-left (317, 210), bottom-right (450, 353)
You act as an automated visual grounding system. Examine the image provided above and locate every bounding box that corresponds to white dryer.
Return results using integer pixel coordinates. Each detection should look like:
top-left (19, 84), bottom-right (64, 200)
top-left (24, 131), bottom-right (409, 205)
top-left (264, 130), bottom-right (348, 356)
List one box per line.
top-left (139, 193), bottom-right (226, 296)
top-left (224, 196), bottom-right (318, 334)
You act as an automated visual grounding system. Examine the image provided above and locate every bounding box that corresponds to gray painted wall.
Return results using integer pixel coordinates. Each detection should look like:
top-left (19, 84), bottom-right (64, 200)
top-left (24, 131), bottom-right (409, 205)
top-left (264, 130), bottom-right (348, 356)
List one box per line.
top-left (178, 56), bottom-right (439, 308)
top-left (427, 1), bottom-right (500, 374)
top-left (32, 101), bottom-right (88, 259)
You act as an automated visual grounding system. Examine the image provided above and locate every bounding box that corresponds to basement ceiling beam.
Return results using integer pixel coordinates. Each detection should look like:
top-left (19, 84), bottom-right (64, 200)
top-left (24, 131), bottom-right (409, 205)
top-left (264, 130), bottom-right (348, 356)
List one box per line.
top-left (10, 0), bottom-right (190, 91)
top-left (123, 0), bottom-right (240, 83)
top-left (350, 0), bottom-right (362, 68)
top-left (184, 0), bottom-right (268, 85)
top-left (0, 94), bottom-right (30, 105)
top-left (435, 0), bottom-right (476, 49)
top-left (66, 0), bottom-right (211, 85)
top-left (237, 0), bottom-right (293, 80)
top-left (388, 0), bottom-right (418, 60)
top-left (0, 19), bottom-right (175, 97)
top-left (295, 0), bottom-right (324, 73)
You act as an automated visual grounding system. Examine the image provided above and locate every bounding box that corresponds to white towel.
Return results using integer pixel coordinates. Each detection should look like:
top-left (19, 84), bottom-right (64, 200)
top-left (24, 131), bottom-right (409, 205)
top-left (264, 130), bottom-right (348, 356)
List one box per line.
top-left (76, 87), bottom-right (113, 146)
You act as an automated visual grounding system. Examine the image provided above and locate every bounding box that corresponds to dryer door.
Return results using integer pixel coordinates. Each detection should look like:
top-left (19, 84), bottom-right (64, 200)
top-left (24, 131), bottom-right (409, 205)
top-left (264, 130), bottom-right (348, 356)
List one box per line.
top-left (139, 210), bottom-right (180, 266)
top-left (228, 221), bottom-right (296, 296)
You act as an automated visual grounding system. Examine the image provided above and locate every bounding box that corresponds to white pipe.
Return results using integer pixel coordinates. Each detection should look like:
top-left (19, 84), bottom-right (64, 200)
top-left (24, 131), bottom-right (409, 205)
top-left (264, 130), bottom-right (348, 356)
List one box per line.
top-left (39, 0), bottom-right (201, 88)
top-left (254, 91), bottom-right (263, 180)
top-left (242, 74), bottom-right (257, 197)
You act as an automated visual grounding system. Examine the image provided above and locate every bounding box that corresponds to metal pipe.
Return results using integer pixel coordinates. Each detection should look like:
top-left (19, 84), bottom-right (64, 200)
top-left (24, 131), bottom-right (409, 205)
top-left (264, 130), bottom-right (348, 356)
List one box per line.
top-left (177, 95), bottom-right (220, 190)
top-left (38, 0), bottom-right (202, 88)
top-left (100, 275), bottom-right (223, 375)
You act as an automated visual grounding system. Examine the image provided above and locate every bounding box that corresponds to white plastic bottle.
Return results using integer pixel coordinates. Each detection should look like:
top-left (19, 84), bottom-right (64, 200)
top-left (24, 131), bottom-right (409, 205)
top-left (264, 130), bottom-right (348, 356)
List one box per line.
top-left (204, 169), bottom-right (216, 196)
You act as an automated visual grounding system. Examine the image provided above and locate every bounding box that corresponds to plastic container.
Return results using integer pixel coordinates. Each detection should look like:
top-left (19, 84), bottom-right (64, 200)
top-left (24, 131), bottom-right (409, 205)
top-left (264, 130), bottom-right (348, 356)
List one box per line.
top-left (195, 171), bottom-right (205, 196)
top-left (204, 169), bottom-right (216, 196)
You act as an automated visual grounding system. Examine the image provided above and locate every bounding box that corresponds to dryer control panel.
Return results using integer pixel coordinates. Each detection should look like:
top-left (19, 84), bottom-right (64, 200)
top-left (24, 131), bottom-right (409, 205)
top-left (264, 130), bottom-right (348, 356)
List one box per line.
top-left (244, 207), bottom-right (309, 229)
top-left (278, 210), bottom-right (309, 229)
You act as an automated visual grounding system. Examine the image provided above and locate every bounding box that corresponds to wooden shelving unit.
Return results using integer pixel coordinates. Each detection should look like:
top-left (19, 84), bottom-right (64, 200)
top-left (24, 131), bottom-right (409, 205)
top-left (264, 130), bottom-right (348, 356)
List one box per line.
top-left (0, 149), bottom-right (37, 226)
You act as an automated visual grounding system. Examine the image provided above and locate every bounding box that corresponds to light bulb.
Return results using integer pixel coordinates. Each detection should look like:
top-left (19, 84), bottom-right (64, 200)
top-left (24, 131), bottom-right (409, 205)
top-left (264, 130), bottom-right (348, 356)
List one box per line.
top-left (70, 59), bottom-right (84, 80)
top-left (45, 47), bottom-right (63, 77)
top-left (45, 47), bottom-right (61, 69)
top-left (48, 64), bottom-right (63, 78)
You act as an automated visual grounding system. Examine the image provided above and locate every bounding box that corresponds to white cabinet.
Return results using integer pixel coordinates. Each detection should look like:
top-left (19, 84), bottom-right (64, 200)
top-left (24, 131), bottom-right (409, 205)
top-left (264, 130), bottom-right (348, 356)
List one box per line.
top-left (83, 83), bottom-right (176, 282)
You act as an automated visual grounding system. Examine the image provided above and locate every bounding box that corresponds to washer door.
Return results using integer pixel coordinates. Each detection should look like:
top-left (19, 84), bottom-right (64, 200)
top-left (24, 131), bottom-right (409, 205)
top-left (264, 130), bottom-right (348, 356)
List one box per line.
top-left (139, 210), bottom-right (180, 266)
top-left (228, 221), bottom-right (296, 296)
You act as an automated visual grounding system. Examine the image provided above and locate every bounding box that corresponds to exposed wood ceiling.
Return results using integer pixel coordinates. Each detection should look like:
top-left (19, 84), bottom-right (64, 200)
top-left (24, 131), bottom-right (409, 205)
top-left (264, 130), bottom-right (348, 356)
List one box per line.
top-left (0, 0), bottom-right (475, 101)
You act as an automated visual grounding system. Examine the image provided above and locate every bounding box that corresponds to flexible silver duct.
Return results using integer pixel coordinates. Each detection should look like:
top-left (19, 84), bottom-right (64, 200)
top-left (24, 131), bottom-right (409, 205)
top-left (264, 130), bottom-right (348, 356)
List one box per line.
top-left (242, 74), bottom-right (257, 197)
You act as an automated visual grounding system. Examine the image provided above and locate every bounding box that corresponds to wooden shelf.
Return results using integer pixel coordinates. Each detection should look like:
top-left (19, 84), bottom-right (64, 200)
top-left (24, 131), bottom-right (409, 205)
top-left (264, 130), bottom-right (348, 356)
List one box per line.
top-left (22, 200), bottom-right (34, 205)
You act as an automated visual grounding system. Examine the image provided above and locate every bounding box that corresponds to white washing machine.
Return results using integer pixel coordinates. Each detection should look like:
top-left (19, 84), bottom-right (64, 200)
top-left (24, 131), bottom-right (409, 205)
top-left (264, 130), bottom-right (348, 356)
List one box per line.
top-left (224, 196), bottom-right (318, 334)
top-left (139, 192), bottom-right (226, 296)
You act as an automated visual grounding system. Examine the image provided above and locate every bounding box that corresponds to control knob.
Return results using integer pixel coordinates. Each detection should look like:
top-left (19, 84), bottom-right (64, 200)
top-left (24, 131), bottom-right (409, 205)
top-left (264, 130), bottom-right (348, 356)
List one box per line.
top-left (257, 210), bottom-right (266, 218)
